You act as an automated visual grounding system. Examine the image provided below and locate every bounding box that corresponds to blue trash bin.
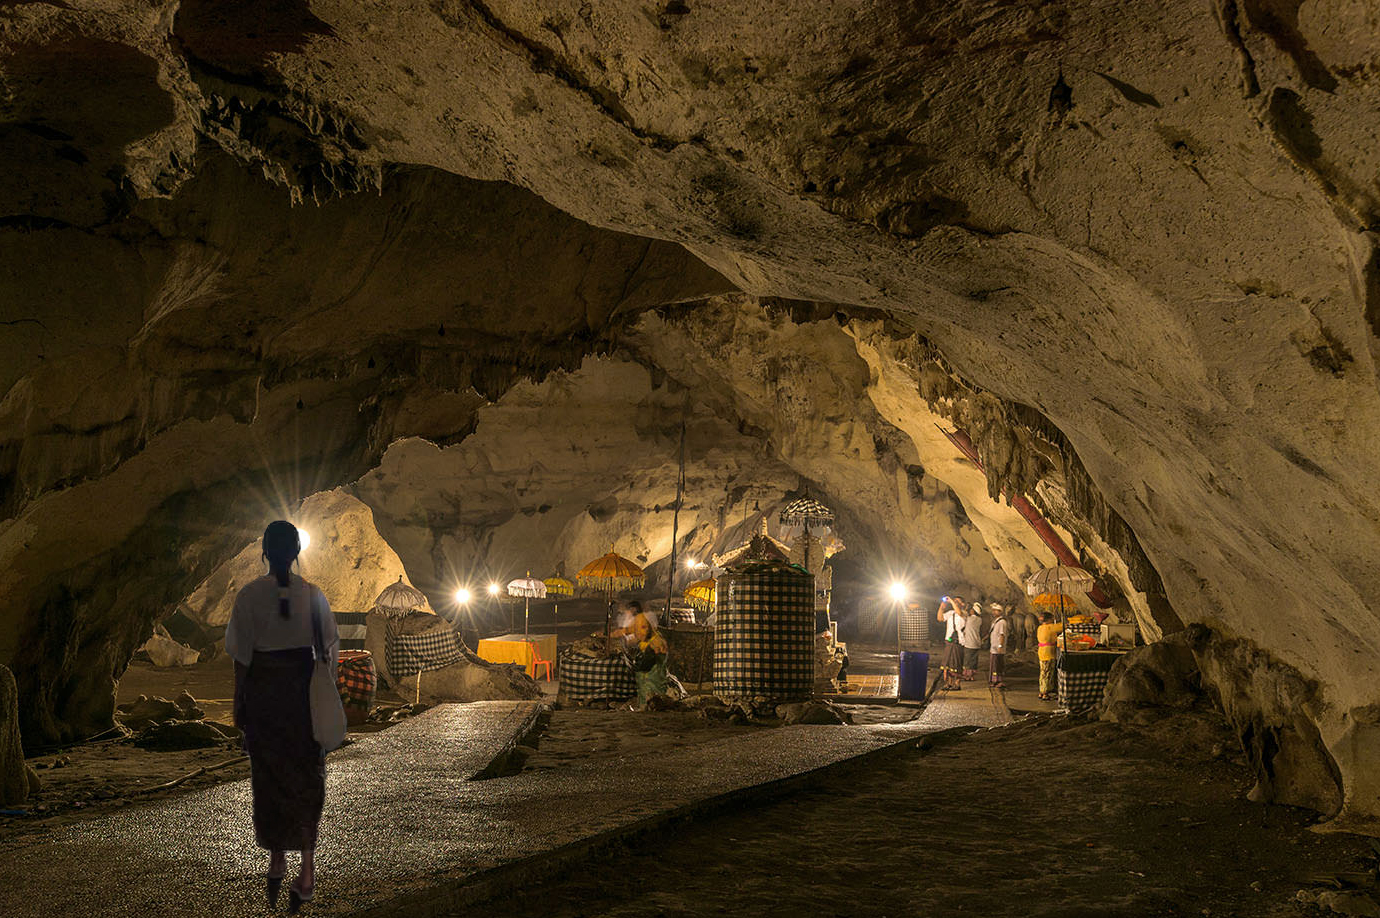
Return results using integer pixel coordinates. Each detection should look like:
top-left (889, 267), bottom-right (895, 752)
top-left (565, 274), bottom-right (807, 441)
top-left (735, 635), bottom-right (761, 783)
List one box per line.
top-left (899, 651), bottom-right (929, 700)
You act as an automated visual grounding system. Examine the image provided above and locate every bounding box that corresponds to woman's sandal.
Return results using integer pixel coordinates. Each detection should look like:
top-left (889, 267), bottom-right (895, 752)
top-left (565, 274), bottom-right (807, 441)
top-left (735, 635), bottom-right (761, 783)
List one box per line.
top-left (288, 878), bottom-right (314, 913)
top-left (266, 875), bottom-right (284, 908)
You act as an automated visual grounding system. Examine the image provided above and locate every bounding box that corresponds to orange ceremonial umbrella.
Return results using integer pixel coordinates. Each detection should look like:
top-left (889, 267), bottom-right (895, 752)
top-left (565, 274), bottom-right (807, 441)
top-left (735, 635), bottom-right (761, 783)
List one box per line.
top-left (577, 551), bottom-right (646, 645)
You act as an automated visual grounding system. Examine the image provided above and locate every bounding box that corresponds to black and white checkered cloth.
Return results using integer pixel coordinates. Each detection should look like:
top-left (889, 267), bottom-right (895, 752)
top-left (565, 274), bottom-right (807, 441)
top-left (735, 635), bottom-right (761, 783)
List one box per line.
top-left (1065, 620), bottom-right (1101, 638)
top-left (1057, 650), bottom-right (1119, 713)
top-left (558, 649), bottom-right (637, 702)
top-left (335, 611), bottom-right (369, 651)
top-left (898, 608), bottom-right (930, 650)
top-left (714, 564), bottom-right (814, 701)
top-left (385, 626), bottom-right (463, 678)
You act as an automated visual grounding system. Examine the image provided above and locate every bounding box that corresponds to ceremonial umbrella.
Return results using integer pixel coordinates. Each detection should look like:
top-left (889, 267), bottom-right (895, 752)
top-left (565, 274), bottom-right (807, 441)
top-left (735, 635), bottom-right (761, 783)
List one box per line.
top-left (372, 575), bottom-right (432, 703)
top-left (577, 550), bottom-right (646, 648)
top-left (683, 578), bottom-right (717, 613)
top-left (1025, 565), bottom-right (1097, 638)
top-left (544, 576), bottom-right (575, 632)
top-left (779, 495), bottom-right (834, 572)
top-left (1032, 592), bottom-right (1079, 612)
top-left (374, 575), bottom-right (429, 619)
top-left (507, 572), bottom-right (546, 637)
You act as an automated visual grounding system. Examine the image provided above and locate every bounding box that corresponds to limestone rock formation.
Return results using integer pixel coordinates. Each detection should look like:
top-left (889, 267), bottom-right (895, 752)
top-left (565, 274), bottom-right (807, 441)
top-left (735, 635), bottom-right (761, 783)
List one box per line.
top-left (0, 665), bottom-right (28, 806)
top-left (2, 0), bottom-right (1380, 829)
top-left (364, 611), bottom-right (540, 703)
top-left (182, 488), bottom-right (413, 628)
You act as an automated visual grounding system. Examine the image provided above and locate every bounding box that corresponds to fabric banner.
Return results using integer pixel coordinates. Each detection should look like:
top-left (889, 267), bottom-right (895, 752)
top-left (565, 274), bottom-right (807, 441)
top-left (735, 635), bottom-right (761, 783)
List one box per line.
top-left (334, 611), bottom-right (369, 651)
top-left (558, 649), bottom-right (637, 702)
top-left (1057, 650), bottom-right (1119, 713)
top-left (385, 627), bottom-right (463, 679)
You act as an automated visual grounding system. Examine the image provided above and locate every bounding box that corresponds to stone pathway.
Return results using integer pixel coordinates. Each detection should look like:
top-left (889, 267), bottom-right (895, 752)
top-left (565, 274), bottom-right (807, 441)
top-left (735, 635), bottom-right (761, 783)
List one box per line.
top-left (0, 689), bottom-right (1013, 917)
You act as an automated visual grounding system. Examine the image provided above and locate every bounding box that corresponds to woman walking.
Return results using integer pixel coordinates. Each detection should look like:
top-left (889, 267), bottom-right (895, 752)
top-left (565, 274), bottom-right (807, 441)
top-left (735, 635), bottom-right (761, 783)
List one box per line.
top-left (226, 521), bottom-right (339, 911)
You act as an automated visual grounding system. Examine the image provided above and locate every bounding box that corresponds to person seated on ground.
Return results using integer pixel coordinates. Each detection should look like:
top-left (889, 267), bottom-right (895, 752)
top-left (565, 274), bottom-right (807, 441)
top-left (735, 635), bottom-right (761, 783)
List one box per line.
top-left (610, 600), bottom-right (647, 647)
top-left (1036, 611), bottom-right (1064, 701)
top-left (625, 609), bottom-right (670, 707)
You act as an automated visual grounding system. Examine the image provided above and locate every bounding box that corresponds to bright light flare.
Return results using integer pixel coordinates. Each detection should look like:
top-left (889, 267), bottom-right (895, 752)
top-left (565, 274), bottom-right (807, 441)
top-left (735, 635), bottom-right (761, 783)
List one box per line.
top-left (454, 588), bottom-right (471, 604)
top-left (487, 582), bottom-right (501, 596)
top-left (889, 581), bottom-right (908, 602)
top-left (297, 528), bottom-right (311, 551)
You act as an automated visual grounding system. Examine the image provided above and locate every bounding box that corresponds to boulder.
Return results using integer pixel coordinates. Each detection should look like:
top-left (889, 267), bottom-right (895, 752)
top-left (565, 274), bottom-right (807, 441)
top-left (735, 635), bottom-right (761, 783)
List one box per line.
top-left (1101, 637), bottom-right (1204, 721)
top-left (775, 700), bottom-right (853, 726)
top-left (133, 720), bottom-right (229, 751)
top-left (0, 665), bottom-right (27, 806)
top-left (116, 694), bottom-right (181, 730)
top-left (138, 625), bottom-right (199, 668)
top-left (173, 691), bottom-right (204, 720)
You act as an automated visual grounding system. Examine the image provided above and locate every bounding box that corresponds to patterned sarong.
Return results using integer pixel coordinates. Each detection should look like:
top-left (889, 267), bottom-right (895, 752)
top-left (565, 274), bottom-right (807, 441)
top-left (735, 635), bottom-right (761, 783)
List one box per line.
top-left (336, 650), bottom-right (377, 715)
top-left (385, 626), bottom-right (463, 679)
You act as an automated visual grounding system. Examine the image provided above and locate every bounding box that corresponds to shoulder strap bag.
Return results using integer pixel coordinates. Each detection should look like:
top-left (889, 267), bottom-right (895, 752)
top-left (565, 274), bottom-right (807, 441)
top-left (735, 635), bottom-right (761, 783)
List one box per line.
top-left (310, 597), bottom-right (348, 752)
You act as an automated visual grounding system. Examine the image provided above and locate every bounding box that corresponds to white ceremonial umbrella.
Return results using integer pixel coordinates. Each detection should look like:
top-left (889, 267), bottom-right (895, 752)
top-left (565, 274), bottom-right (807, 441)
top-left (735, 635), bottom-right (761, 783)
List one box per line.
top-left (374, 575), bottom-right (429, 620)
top-left (1025, 565), bottom-right (1097, 638)
top-left (507, 572), bottom-right (547, 637)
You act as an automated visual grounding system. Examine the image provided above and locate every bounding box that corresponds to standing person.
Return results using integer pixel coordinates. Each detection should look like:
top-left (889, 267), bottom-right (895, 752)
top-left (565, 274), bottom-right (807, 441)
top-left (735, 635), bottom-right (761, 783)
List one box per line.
top-left (226, 521), bottom-right (339, 912)
top-left (936, 596), bottom-right (966, 690)
top-left (988, 604), bottom-right (1009, 688)
top-left (1035, 611), bottom-right (1064, 701)
top-left (960, 601), bottom-right (984, 681)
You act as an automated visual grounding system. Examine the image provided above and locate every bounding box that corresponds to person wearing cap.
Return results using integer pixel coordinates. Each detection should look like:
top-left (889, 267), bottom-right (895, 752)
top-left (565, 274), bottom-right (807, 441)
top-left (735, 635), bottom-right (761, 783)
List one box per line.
top-left (987, 604), bottom-right (1009, 688)
top-left (959, 601), bottom-right (984, 680)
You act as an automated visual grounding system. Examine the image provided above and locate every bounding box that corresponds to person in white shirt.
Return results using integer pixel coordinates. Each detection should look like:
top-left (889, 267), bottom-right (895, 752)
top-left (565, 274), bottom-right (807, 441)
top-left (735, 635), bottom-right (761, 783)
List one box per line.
top-left (987, 604), bottom-right (1010, 687)
top-left (226, 521), bottom-right (338, 911)
top-left (936, 596), bottom-right (967, 690)
top-left (960, 601), bottom-right (985, 680)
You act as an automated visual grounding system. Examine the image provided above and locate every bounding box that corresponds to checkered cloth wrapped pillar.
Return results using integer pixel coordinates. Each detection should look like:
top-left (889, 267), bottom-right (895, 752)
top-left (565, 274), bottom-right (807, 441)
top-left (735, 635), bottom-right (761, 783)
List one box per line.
top-left (898, 607), bottom-right (930, 650)
top-left (335, 650), bottom-right (377, 720)
top-left (558, 649), bottom-right (637, 702)
top-left (714, 562), bottom-right (814, 702)
top-left (384, 626), bottom-right (464, 679)
top-left (1057, 650), bottom-right (1119, 713)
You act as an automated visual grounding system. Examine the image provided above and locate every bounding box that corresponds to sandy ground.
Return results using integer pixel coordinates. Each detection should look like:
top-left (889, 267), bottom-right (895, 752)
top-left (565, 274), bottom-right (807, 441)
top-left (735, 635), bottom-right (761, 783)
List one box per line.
top-left (449, 710), bottom-right (1378, 918)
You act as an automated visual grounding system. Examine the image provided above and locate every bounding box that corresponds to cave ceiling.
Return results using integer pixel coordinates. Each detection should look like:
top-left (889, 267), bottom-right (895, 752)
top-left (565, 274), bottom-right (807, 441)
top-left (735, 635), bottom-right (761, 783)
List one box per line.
top-left (2, 0), bottom-right (1380, 828)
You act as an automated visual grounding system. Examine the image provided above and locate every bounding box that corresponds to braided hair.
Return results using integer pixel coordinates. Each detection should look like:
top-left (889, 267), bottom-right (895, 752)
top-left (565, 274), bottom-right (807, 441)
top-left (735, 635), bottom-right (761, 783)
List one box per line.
top-left (261, 520), bottom-right (301, 619)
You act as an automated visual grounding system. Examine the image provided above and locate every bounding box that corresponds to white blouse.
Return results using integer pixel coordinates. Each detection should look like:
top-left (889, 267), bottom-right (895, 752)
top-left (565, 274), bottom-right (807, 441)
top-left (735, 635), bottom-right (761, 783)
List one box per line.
top-left (224, 574), bottom-right (339, 671)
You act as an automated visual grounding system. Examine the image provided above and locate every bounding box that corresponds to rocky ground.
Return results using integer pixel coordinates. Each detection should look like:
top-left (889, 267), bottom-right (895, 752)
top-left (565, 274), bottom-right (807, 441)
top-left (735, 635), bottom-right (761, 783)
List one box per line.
top-left (452, 709), bottom-right (1380, 918)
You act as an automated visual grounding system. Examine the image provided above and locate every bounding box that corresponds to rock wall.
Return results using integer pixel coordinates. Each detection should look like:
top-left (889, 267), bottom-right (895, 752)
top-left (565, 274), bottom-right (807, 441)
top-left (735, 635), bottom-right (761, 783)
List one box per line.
top-left (351, 350), bottom-right (1021, 609)
top-left (2, 0), bottom-right (1380, 826)
top-left (182, 488), bottom-right (415, 628)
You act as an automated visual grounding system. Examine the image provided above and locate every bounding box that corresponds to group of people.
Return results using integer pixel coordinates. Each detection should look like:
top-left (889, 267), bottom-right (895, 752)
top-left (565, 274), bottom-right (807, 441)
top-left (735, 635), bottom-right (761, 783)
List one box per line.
top-left (936, 595), bottom-right (1067, 700)
top-left (936, 595), bottom-right (1009, 690)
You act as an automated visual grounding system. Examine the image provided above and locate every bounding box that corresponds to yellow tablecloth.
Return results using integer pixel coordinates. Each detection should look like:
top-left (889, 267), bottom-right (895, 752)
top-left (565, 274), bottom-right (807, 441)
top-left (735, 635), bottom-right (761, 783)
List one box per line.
top-left (476, 633), bottom-right (557, 677)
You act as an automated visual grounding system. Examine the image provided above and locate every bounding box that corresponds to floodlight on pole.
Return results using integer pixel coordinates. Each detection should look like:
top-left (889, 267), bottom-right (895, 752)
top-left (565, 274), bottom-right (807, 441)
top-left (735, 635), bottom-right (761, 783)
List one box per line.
top-left (487, 582), bottom-right (500, 596)
top-left (454, 587), bottom-right (471, 605)
top-left (889, 581), bottom-right (907, 602)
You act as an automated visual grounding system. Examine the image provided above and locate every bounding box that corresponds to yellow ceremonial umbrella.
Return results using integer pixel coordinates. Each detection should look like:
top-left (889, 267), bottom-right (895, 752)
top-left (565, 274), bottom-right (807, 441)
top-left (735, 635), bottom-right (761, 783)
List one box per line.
top-left (544, 576), bottom-right (575, 631)
top-left (683, 578), bottom-right (717, 613)
top-left (1032, 592), bottom-right (1079, 612)
top-left (577, 550), bottom-right (646, 647)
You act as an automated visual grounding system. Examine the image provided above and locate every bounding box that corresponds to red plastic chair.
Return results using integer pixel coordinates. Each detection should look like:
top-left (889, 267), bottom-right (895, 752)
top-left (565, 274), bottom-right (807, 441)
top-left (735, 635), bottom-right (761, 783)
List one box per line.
top-left (525, 641), bottom-right (553, 681)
